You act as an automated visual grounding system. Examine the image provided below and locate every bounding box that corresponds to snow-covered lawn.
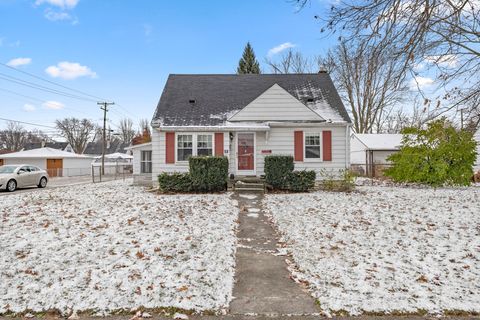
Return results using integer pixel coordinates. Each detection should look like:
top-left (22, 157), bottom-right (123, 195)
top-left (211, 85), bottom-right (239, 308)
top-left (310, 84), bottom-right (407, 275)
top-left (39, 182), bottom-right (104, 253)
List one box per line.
top-left (264, 185), bottom-right (480, 316)
top-left (0, 180), bottom-right (238, 315)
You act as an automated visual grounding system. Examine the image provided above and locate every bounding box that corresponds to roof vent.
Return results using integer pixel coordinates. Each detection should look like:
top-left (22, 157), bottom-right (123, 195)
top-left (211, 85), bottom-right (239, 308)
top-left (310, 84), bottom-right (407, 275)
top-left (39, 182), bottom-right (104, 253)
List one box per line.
top-left (189, 99), bottom-right (196, 104)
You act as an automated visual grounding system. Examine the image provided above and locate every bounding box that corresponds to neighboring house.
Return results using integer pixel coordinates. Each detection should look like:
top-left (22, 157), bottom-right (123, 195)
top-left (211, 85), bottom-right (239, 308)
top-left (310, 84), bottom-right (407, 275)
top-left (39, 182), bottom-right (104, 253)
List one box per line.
top-left (130, 73), bottom-right (352, 185)
top-left (84, 140), bottom-right (132, 157)
top-left (474, 127), bottom-right (480, 174)
top-left (22, 142), bottom-right (74, 153)
top-left (0, 147), bottom-right (94, 177)
top-left (350, 133), bottom-right (403, 177)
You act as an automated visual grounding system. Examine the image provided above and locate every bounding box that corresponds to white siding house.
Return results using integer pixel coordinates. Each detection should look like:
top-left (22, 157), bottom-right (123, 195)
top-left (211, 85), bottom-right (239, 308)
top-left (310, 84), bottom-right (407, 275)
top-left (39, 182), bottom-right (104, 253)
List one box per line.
top-left (133, 73), bottom-right (352, 185)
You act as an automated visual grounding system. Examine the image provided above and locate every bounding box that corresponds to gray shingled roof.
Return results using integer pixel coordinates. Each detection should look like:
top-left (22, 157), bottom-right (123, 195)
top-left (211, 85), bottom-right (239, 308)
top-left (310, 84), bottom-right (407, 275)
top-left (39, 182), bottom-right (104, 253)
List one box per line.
top-left (152, 73), bottom-right (351, 126)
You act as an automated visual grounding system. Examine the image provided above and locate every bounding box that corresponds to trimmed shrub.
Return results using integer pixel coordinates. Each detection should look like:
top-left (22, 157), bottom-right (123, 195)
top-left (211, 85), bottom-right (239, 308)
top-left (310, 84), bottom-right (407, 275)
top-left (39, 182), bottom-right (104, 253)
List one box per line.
top-left (288, 170), bottom-right (316, 192)
top-left (264, 155), bottom-right (295, 189)
top-left (158, 172), bottom-right (193, 192)
top-left (264, 155), bottom-right (316, 192)
top-left (189, 156), bottom-right (229, 192)
top-left (158, 156), bottom-right (228, 192)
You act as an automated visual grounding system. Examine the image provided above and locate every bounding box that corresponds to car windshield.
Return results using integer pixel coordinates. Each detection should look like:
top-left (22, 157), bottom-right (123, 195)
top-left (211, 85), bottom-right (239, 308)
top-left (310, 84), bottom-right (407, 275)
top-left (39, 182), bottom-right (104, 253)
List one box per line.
top-left (0, 166), bottom-right (18, 174)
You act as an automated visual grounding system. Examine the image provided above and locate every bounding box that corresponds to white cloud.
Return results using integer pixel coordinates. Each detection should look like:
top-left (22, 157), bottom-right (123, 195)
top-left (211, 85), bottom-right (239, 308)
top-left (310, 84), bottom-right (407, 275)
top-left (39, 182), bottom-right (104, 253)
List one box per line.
top-left (43, 100), bottom-right (65, 110)
top-left (44, 9), bottom-right (71, 21)
top-left (6, 57), bottom-right (32, 67)
top-left (267, 42), bottom-right (296, 57)
top-left (425, 54), bottom-right (459, 68)
top-left (45, 61), bottom-right (97, 80)
top-left (23, 104), bottom-right (36, 112)
top-left (35, 0), bottom-right (79, 9)
top-left (410, 76), bottom-right (434, 90)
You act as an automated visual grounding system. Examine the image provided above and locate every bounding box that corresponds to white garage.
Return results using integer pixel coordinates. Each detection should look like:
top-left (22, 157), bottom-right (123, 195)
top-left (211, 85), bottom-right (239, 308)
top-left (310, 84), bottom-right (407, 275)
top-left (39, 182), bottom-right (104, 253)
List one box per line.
top-left (350, 133), bottom-right (403, 177)
top-left (0, 147), bottom-right (94, 177)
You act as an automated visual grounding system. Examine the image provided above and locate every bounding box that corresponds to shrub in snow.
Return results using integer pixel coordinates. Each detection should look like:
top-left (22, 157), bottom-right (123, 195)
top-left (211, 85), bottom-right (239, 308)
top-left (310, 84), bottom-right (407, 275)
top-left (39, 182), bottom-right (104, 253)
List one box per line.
top-left (385, 119), bottom-right (477, 186)
top-left (189, 156), bottom-right (228, 192)
top-left (158, 156), bottom-right (228, 192)
top-left (319, 169), bottom-right (356, 192)
top-left (264, 155), bottom-right (316, 192)
top-left (265, 155), bottom-right (294, 189)
top-left (158, 172), bottom-right (193, 192)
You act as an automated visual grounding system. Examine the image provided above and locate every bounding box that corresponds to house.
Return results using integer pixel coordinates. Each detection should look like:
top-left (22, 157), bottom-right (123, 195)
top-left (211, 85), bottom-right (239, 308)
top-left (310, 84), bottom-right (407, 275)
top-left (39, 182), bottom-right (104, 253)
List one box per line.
top-left (0, 147), bottom-right (94, 177)
top-left (130, 73), bottom-right (352, 185)
top-left (350, 133), bottom-right (403, 177)
top-left (22, 142), bottom-right (74, 153)
top-left (83, 140), bottom-right (132, 157)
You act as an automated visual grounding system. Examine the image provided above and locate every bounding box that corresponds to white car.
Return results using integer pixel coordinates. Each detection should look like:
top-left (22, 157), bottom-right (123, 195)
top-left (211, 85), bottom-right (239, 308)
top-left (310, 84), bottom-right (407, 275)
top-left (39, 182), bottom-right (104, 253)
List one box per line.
top-left (0, 165), bottom-right (49, 192)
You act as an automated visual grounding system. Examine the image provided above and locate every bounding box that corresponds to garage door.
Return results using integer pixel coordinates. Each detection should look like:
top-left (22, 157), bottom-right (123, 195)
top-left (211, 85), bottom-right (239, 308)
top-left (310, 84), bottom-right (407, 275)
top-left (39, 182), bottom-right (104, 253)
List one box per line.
top-left (47, 159), bottom-right (63, 177)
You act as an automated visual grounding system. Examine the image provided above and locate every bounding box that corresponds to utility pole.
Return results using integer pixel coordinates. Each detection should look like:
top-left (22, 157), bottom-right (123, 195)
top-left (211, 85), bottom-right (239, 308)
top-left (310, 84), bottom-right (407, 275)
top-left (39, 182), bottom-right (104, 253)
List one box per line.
top-left (97, 101), bottom-right (115, 175)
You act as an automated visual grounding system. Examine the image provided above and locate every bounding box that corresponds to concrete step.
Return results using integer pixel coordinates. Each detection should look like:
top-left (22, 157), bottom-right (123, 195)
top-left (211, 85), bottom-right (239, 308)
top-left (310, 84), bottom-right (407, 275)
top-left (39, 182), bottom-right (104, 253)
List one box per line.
top-left (235, 182), bottom-right (264, 188)
top-left (235, 187), bottom-right (265, 193)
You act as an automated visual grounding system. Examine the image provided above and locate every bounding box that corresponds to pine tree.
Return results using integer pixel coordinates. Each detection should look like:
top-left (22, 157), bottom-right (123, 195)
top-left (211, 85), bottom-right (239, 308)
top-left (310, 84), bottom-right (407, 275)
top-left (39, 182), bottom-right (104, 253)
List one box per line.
top-left (237, 42), bottom-right (261, 74)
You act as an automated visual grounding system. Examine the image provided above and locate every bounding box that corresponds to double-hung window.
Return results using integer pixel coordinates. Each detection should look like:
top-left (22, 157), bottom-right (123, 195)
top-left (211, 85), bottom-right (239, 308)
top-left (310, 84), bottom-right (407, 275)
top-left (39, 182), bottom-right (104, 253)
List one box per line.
top-left (177, 134), bottom-right (193, 161)
top-left (141, 151), bottom-right (152, 173)
top-left (197, 134), bottom-right (213, 156)
top-left (176, 133), bottom-right (214, 161)
top-left (305, 133), bottom-right (321, 159)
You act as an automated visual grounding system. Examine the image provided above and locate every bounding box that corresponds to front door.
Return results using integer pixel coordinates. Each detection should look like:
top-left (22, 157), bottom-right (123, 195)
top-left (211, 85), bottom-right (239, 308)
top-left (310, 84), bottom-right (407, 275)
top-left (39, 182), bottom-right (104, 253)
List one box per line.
top-left (47, 159), bottom-right (63, 177)
top-left (237, 133), bottom-right (255, 175)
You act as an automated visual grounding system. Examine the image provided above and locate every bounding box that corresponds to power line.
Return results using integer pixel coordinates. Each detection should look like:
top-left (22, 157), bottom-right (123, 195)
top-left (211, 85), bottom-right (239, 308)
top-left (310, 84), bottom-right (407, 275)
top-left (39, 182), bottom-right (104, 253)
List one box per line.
top-left (0, 117), bottom-right (57, 129)
top-left (1, 62), bottom-right (137, 120)
top-left (0, 73), bottom-right (97, 102)
top-left (0, 61), bottom-right (108, 102)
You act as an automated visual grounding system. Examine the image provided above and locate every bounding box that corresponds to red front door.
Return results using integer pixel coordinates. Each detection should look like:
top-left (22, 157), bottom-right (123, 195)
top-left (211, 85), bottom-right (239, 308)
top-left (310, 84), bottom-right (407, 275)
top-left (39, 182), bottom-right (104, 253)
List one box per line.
top-left (237, 133), bottom-right (255, 171)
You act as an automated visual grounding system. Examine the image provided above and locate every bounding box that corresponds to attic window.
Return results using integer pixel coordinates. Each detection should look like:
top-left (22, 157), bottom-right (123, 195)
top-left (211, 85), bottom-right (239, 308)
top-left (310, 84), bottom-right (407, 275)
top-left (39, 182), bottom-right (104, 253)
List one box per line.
top-left (189, 99), bottom-right (196, 104)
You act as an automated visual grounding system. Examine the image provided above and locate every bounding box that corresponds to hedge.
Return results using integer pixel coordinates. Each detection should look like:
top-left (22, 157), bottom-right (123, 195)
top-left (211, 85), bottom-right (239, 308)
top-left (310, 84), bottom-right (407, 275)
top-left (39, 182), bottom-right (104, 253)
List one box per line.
top-left (158, 156), bottom-right (228, 192)
top-left (288, 170), bottom-right (316, 192)
top-left (189, 156), bottom-right (229, 192)
top-left (264, 155), bottom-right (294, 189)
top-left (158, 172), bottom-right (193, 192)
top-left (264, 155), bottom-right (316, 192)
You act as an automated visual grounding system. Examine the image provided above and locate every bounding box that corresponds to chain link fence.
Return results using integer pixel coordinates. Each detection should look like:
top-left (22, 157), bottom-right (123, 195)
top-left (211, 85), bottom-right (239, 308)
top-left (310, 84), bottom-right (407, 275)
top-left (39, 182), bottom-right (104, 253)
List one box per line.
top-left (91, 163), bottom-right (133, 183)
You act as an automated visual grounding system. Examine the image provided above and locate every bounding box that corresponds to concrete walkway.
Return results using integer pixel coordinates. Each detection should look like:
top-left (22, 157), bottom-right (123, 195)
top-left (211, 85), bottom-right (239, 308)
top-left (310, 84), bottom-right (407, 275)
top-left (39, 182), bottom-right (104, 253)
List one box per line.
top-left (230, 192), bottom-right (319, 316)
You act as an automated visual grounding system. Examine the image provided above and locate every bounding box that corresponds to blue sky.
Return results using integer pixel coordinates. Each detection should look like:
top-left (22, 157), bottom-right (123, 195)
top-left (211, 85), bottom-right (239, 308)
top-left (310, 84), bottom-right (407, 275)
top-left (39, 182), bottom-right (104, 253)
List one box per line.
top-left (0, 0), bottom-right (340, 136)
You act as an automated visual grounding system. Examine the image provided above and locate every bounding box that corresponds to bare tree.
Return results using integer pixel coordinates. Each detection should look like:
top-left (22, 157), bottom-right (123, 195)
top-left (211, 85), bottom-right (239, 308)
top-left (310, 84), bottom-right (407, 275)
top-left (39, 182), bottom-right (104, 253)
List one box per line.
top-left (118, 118), bottom-right (136, 144)
top-left (296, 0), bottom-right (480, 125)
top-left (0, 121), bottom-right (29, 151)
top-left (55, 118), bottom-right (95, 154)
top-left (138, 118), bottom-right (151, 136)
top-left (265, 49), bottom-right (321, 74)
top-left (322, 40), bottom-right (410, 133)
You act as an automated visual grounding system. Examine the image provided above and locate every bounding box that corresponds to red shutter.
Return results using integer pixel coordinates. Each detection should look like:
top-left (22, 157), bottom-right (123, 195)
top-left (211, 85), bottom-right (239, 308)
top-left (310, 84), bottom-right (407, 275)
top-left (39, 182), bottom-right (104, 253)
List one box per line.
top-left (165, 132), bottom-right (175, 164)
top-left (294, 131), bottom-right (303, 162)
top-left (214, 132), bottom-right (224, 156)
top-left (323, 130), bottom-right (332, 161)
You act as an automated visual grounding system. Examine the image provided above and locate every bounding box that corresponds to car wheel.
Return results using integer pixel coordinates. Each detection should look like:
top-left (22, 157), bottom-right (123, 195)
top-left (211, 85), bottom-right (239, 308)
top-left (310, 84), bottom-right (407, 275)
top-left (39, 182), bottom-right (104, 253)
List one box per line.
top-left (7, 179), bottom-right (17, 192)
top-left (38, 177), bottom-right (47, 188)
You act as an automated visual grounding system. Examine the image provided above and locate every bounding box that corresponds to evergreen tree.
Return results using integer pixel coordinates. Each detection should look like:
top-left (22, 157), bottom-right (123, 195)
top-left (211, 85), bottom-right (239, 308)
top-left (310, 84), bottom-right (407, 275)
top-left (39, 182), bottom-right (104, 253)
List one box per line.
top-left (237, 42), bottom-right (261, 74)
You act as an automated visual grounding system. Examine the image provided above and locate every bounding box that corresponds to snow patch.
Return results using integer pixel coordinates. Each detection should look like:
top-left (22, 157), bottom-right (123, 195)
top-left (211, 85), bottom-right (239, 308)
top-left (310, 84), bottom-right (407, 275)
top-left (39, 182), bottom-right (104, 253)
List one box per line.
top-left (0, 180), bottom-right (238, 314)
top-left (264, 185), bottom-right (480, 315)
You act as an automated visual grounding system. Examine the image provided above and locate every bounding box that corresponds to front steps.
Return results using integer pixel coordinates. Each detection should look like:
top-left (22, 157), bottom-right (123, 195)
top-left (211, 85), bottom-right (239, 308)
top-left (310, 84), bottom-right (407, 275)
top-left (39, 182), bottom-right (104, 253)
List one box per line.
top-left (233, 177), bottom-right (266, 193)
